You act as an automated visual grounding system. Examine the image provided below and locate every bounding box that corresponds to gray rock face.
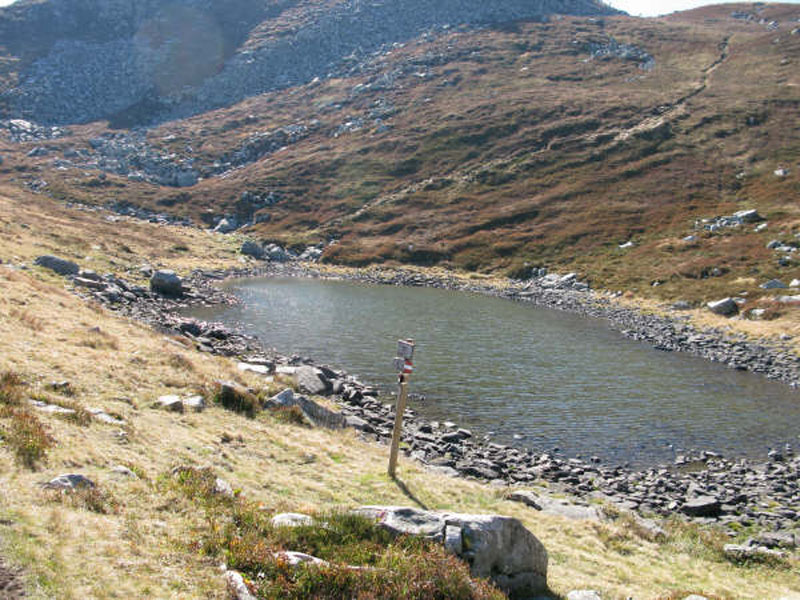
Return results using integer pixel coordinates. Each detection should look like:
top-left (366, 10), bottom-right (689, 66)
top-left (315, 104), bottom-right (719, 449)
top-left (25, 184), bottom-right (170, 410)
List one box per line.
top-left (706, 297), bottom-right (739, 316)
top-left (34, 255), bottom-right (79, 276)
top-left (354, 506), bottom-right (548, 596)
top-left (150, 269), bottom-right (183, 296)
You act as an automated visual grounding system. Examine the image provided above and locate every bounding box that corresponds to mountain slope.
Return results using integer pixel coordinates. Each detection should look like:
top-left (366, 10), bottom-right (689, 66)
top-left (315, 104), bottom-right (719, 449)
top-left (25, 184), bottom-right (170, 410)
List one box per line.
top-left (0, 1), bottom-right (799, 308)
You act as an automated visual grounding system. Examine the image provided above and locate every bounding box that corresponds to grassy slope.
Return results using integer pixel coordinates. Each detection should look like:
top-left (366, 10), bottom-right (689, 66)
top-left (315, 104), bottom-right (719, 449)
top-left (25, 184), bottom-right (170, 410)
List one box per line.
top-left (0, 190), bottom-right (799, 598)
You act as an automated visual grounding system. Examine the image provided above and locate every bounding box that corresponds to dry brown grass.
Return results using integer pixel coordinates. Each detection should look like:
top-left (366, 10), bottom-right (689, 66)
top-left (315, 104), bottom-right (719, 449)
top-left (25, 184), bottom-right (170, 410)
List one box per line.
top-left (0, 190), bottom-right (797, 598)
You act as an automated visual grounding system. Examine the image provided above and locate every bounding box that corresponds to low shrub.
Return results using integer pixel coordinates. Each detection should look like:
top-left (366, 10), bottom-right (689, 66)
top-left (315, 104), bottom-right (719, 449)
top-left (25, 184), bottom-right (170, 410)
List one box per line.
top-left (0, 371), bottom-right (24, 406)
top-left (2, 408), bottom-right (55, 469)
top-left (212, 382), bottom-right (260, 418)
top-left (45, 486), bottom-right (120, 514)
top-left (269, 405), bottom-right (308, 427)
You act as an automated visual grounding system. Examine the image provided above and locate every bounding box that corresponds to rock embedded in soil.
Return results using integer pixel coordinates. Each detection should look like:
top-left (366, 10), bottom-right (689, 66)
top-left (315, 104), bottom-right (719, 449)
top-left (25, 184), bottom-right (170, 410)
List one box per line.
top-left (43, 473), bottom-right (95, 490)
top-left (34, 254), bottom-right (79, 276)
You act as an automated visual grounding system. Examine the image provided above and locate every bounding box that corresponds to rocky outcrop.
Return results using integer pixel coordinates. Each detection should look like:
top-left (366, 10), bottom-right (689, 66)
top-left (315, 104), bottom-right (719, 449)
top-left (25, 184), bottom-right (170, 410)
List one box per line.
top-left (0, 0), bottom-right (620, 125)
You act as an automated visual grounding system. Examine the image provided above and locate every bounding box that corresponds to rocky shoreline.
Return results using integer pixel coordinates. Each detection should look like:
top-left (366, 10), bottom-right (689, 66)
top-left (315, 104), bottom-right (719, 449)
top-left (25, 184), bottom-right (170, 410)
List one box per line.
top-left (29, 254), bottom-right (799, 553)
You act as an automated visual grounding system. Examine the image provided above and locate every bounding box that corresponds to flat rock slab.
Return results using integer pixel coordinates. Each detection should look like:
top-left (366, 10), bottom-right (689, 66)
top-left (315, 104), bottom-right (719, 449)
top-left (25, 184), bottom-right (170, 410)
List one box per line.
top-left (680, 495), bottom-right (721, 518)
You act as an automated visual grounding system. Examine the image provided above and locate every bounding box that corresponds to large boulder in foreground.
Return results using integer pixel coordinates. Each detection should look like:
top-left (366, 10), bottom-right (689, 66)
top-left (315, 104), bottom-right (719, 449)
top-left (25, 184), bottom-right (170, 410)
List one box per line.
top-left (150, 270), bottom-right (184, 297)
top-left (355, 506), bottom-right (547, 597)
top-left (34, 255), bottom-right (79, 276)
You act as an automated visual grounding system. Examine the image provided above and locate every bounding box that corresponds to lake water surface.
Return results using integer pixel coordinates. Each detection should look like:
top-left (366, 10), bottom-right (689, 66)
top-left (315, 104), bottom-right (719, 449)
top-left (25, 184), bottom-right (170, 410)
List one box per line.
top-left (187, 277), bottom-right (800, 466)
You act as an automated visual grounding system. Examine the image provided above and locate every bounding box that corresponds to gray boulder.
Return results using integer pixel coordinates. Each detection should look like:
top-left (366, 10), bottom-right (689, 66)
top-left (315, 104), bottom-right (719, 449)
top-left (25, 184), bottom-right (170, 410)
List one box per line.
top-left (184, 395), bottom-right (206, 412)
top-left (706, 297), bottom-right (738, 316)
top-left (34, 255), bottom-right (79, 276)
top-left (150, 270), bottom-right (183, 296)
top-left (241, 240), bottom-right (265, 259)
top-left (354, 506), bottom-right (547, 596)
top-left (265, 243), bottom-right (291, 262)
top-left (295, 366), bottom-right (330, 395)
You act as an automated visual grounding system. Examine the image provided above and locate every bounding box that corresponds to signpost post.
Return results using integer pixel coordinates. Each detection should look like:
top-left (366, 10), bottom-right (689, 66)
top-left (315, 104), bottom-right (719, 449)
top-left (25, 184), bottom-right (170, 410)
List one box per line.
top-left (388, 339), bottom-right (415, 478)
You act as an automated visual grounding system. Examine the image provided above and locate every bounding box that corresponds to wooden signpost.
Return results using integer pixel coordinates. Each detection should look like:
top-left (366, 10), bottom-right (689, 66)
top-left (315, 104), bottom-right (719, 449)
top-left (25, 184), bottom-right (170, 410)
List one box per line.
top-left (388, 339), bottom-right (415, 477)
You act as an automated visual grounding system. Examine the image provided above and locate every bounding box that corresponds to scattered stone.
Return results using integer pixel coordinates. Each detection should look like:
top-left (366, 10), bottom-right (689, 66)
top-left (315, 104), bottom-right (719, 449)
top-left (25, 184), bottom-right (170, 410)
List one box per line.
top-left (214, 477), bottom-right (234, 497)
top-left (733, 209), bottom-right (763, 223)
top-left (34, 255), bottom-right (79, 276)
top-left (28, 399), bottom-right (76, 415)
top-left (155, 395), bottom-right (184, 412)
top-left (110, 465), bottom-right (139, 479)
top-left (274, 551), bottom-right (328, 567)
top-left (271, 513), bottom-right (314, 528)
top-left (506, 490), bottom-right (543, 510)
top-left (682, 595), bottom-right (709, 600)
top-left (761, 279), bottom-right (787, 289)
top-left (774, 168), bottom-right (789, 177)
top-left (73, 276), bottom-right (106, 290)
top-left (706, 297), bottom-right (739, 316)
top-left (354, 506), bottom-right (548, 596)
top-left (150, 270), bottom-right (184, 297)
top-left (89, 408), bottom-right (125, 425)
top-left (43, 473), bottom-right (95, 490)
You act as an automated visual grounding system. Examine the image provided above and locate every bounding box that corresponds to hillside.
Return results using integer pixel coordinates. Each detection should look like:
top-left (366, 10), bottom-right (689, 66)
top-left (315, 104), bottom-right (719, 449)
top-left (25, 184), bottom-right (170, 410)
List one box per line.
top-left (0, 2), bottom-right (798, 314)
top-left (0, 186), bottom-right (798, 598)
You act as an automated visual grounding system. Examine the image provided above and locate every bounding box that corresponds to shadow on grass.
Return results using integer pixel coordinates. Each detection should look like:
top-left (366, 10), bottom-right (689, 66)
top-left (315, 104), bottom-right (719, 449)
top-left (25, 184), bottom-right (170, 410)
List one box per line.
top-left (390, 475), bottom-right (429, 511)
